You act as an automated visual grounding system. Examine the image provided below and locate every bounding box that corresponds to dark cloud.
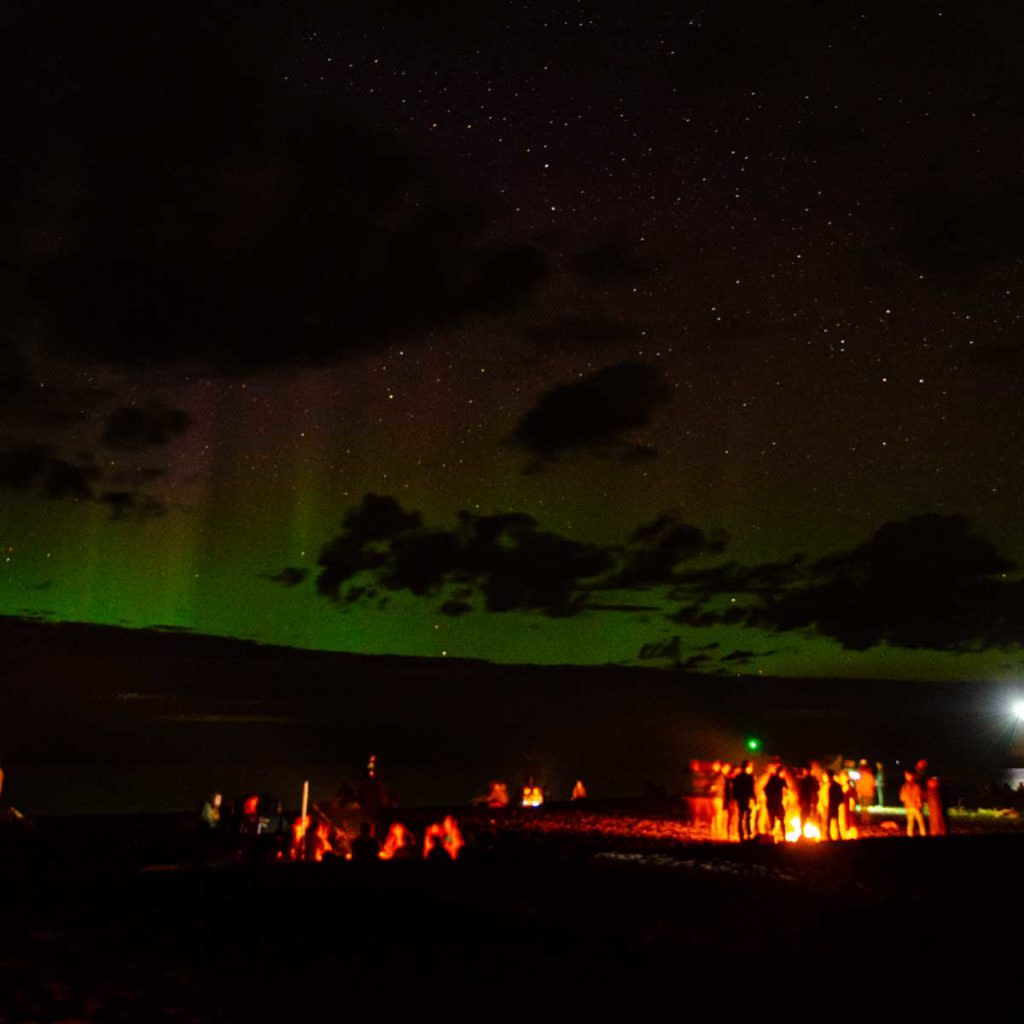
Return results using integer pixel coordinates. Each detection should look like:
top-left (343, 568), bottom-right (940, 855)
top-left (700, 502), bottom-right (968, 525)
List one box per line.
top-left (749, 515), bottom-right (1022, 651)
top-left (315, 494), bottom-right (423, 599)
top-left (268, 567), bottom-right (309, 587)
top-left (98, 491), bottom-right (167, 521)
top-left (103, 403), bottom-right (190, 450)
top-left (0, 442), bottom-right (167, 520)
top-left (439, 598), bottom-right (473, 617)
top-left (672, 515), bottom-right (1024, 653)
top-left (720, 649), bottom-right (759, 664)
top-left (637, 635), bottom-right (680, 662)
top-left (0, 444), bottom-right (98, 501)
top-left (288, 495), bottom-right (613, 617)
top-left (511, 362), bottom-right (670, 468)
top-left (2, 6), bottom-right (544, 374)
top-left (277, 496), bottom-right (1024, 660)
top-left (608, 512), bottom-right (727, 589)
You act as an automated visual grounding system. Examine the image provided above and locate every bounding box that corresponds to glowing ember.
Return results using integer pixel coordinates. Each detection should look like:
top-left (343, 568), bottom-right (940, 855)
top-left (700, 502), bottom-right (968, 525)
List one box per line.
top-left (290, 814), bottom-right (310, 860)
top-left (486, 781), bottom-right (510, 808)
top-left (422, 816), bottom-right (464, 860)
top-left (522, 785), bottom-right (543, 808)
top-left (441, 815), bottom-right (464, 859)
top-left (378, 822), bottom-right (412, 860)
top-left (289, 814), bottom-right (334, 861)
top-left (802, 821), bottom-right (821, 840)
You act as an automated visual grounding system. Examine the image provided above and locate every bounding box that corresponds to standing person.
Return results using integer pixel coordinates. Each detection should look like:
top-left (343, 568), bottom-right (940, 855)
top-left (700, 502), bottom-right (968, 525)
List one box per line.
top-left (855, 760), bottom-right (877, 826)
top-left (837, 771), bottom-right (857, 838)
top-left (822, 771), bottom-right (844, 840)
top-left (900, 770), bottom-right (927, 837)
top-left (733, 760), bottom-right (756, 842)
top-left (797, 767), bottom-right (818, 828)
top-left (725, 764), bottom-right (739, 841)
top-left (763, 764), bottom-right (788, 841)
top-left (712, 763), bottom-right (732, 839)
top-left (351, 821), bottom-right (381, 862)
top-left (875, 761), bottom-right (885, 807)
top-left (926, 776), bottom-right (947, 836)
top-left (201, 792), bottom-right (222, 830)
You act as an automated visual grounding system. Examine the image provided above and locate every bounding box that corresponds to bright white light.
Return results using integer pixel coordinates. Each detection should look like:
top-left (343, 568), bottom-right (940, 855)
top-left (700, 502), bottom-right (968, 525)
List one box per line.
top-left (1013, 700), bottom-right (1024, 722)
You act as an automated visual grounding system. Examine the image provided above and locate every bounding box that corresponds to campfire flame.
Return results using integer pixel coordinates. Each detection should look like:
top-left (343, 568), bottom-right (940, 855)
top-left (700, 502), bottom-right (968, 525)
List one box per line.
top-left (783, 816), bottom-right (823, 843)
top-left (289, 814), bottom-right (335, 861)
top-left (378, 822), bottom-right (412, 860)
top-left (522, 785), bottom-right (543, 808)
top-left (422, 816), bottom-right (464, 860)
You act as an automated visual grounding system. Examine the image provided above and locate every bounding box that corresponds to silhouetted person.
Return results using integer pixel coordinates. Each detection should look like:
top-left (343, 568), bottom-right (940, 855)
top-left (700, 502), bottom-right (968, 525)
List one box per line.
top-left (823, 771), bottom-right (844, 840)
top-left (764, 764), bottom-right (787, 840)
top-left (712, 762), bottom-right (731, 839)
top-left (733, 760), bottom-right (756, 842)
top-left (351, 821), bottom-right (380, 862)
top-left (797, 768), bottom-right (817, 826)
top-left (855, 760), bottom-right (877, 825)
top-left (900, 771), bottom-right (926, 837)
top-left (926, 776), bottom-right (947, 836)
top-left (427, 833), bottom-right (452, 862)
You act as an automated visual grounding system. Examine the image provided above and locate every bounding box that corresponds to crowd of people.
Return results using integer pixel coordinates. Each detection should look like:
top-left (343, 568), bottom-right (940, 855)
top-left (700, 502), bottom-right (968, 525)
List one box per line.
top-left (699, 757), bottom-right (948, 841)
top-left (197, 759), bottom-right (466, 863)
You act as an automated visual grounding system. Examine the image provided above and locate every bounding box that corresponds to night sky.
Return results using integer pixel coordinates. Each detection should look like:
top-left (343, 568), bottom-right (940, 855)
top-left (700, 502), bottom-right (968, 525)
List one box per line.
top-left (2, 2), bottom-right (1023, 681)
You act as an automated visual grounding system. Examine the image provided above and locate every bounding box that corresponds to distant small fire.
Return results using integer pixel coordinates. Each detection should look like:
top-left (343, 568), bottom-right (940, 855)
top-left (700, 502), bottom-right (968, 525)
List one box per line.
top-left (378, 822), bottom-right (413, 860)
top-left (289, 814), bottom-right (335, 861)
top-left (422, 815), bottom-right (464, 859)
top-left (522, 785), bottom-right (543, 808)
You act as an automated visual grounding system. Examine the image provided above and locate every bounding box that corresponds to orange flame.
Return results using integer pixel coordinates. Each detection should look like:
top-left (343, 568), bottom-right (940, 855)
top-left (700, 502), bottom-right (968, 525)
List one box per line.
top-left (442, 815), bottom-right (464, 859)
top-left (422, 816), bottom-right (464, 860)
top-left (784, 816), bottom-right (823, 843)
top-left (290, 814), bottom-right (309, 860)
top-left (378, 822), bottom-right (412, 860)
top-left (289, 815), bottom-right (334, 861)
top-left (522, 785), bottom-right (543, 808)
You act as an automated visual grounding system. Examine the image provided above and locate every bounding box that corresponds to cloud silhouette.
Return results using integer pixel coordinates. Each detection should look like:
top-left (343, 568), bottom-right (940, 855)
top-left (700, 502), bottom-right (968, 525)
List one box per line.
top-left (98, 490), bottom-right (167, 521)
top-left (511, 362), bottom-right (670, 469)
top-left (0, 444), bottom-right (99, 501)
top-left (277, 498), bottom-right (1024, 661)
top-left (0, 442), bottom-right (169, 520)
top-left (102, 403), bottom-right (190, 450)
top-left (671, 515), bottom-right (1024, 653)
top-left (607, 512), bottom-right (727, 589)
top-left (311, 498), bottom-right (612, 617)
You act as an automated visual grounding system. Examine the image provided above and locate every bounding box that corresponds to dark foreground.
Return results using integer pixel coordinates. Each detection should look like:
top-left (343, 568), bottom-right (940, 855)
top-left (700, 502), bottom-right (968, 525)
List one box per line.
top-left (2, 811), bottom-right (1022, 1021)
